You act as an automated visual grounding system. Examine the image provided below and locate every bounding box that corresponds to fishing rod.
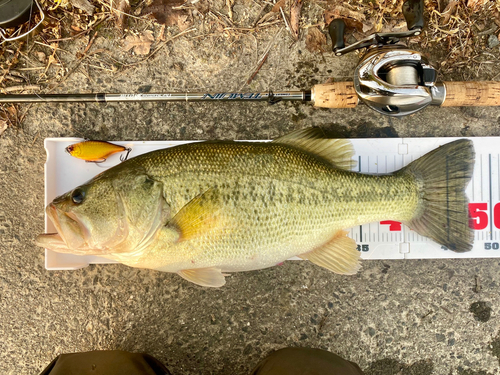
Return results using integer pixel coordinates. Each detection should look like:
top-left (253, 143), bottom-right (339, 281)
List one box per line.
top-left (0, 0), bottom-right (499, 117)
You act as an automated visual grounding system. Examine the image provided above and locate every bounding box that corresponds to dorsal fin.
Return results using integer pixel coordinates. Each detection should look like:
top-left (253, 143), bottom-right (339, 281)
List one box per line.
top-left (273, 128), bottom-right (356, 170)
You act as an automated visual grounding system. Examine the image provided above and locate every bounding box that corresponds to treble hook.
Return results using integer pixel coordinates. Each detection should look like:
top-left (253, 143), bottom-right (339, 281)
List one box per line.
top-left (120, 148), bottom-right (132, 162)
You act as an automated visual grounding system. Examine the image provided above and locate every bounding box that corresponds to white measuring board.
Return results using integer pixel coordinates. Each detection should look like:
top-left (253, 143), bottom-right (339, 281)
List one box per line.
top-left (43, 137), bottom-right (500, 270)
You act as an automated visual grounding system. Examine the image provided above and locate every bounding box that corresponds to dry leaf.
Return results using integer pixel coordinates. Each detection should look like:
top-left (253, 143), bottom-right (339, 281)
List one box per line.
top-left (0, 120), bottom-right (7, 137)
top-left (158, 24), bottom-right (166, 42)
top-left (177, 14), bottom-right (191, 31)
top-left (324, 6), bottom-right (366, 36)
top-left (7, 105), bottom-right (17, 119)
top-left (70, 0), bottom-right (94, 15)
top-left (0, 105), bottom-right (18, 133)
top-left (36, 52), bottom-right (47, 63)
top-left (255, 0), bottom-right (284, 25)
top-left (467, 0), bottom-right (488, 10)
top-left (290, 0), bottom-right (303, 41)
top-left (441, 0), bottom-right (458, 24)
top-left (305, 27), bottom-right (326, 53)
top-left (271, 0), bottom-right (286, 13)
top-left (324, 10), bottom-right (365, 34)
top-left (324, 6), bottom-right (366, 24)
top-left (113, 0), bottom-right (130, 30)
top-left (256, 11), bottom-right (278, 25)
top-left (142, 0), bottom-right (188, 27)
top-left (123, 31), bottom-right (154, 55)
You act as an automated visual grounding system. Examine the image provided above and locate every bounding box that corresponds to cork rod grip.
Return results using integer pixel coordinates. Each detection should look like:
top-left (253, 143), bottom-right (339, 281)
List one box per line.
top-left (311, 82), bottom-right (358, 108)
top-left (442, 81), bottom-right (500, 107)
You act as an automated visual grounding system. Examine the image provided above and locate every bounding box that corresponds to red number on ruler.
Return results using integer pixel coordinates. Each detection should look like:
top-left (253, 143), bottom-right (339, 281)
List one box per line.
top-left (469, 203), bottom-right (488, 230)
top-left (380, 221), bottom-right (402, 231)
top-left (495, 203), bottom-right (500, 229)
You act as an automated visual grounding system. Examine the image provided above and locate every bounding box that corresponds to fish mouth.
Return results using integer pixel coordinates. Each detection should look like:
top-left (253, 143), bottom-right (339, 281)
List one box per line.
top-left (36, 203), bottom-right (91, 254)
top-left (35, 232), bottom-right (70, 252)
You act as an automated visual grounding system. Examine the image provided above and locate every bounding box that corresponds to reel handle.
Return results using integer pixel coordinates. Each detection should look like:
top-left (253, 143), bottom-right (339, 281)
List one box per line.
top-left (328, 19), bottom-right (346, 56)
top-left (328, 0), bottom-right (424, 55)
top-left (402, 0), bottom-right (424, 32)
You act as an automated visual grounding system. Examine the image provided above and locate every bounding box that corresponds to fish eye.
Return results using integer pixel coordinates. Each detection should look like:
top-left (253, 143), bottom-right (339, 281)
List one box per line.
top-left (71, 188), bottom-right (85, 204)
top-left (65, 145), bottom-right (74, 153)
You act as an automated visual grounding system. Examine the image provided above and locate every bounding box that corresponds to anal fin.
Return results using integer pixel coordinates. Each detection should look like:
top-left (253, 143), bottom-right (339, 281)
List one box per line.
top-left (178, 267), bottom-right (227, 287)
top-left (298, 230), bottom-right (361, 275)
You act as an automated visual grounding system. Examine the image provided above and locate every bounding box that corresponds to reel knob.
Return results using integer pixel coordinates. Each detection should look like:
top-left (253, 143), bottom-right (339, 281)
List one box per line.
top-left (328, 19), bottom-right (346, 56)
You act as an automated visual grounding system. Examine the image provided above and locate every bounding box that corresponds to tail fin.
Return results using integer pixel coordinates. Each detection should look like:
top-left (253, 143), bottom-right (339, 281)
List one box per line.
top-left (400, 139), bottom-right (475, 252)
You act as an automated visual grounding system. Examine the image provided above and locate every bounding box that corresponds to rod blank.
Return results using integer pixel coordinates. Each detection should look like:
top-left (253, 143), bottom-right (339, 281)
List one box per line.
top-left (0, 91), bottom-right (310, 104)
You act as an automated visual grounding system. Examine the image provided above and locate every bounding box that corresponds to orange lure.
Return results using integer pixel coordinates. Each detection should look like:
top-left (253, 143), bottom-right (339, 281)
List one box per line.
top-left (66, 140), bottom-right (131, 163)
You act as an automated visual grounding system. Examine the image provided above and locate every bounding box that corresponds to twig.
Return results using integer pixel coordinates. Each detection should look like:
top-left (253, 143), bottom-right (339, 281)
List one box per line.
top-left (83, 64), bottom-right (116, 72)
top-left (246, 52), bottom-right (269, 85)
top-left (15, 67), bottom-right (46, 71)
top-left (227, 0), bottom-right (234, 22)
top-left (34, 41), bottom-right (71, 53)
top-left (241, 27), bottom-right (283, 89)
top-left (223, 20), bottom-right (281, 32)
top-left (440, 305), bottom-right (452, 315)
top-left (96, 0), bottom-right (151, 21)
top-left (477, 27), bottom-right (497, 36)
top-left (47, 31), bottom-right (100, 89)
top-left (4, 75), bottom-right (24, 83)
top-left (473, 275), bottom-right (481, 293)
top-left (83, 31), bottom-right (99, 55)
top-left (0, 42), bottom-right (25, 83)
top-left (279, 6), bottom-right (292, 37)
top-left (0, 85), bottom-right (41, 93)
top-left (31, 131), bottom-right (40, 147)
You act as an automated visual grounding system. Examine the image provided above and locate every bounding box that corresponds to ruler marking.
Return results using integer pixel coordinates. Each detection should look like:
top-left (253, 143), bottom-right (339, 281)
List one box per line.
top-left (446, 156), bottom-right (451, 242)
top-left (471, 157), bottom-right (475, 202)
top-left (490, 154), bottom-right (493, 241)
top-left (495, 154), bottom-right (500, 240)
top-left (359, 155), bottom-right (362, 242)
top-left (479, 155), bottom-right (484, 202)
top-left (368, 154), bottom-right (371, 244)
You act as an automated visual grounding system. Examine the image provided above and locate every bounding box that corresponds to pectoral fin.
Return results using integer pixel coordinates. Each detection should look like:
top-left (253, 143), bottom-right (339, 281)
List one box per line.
top-left (298, 230), bottom-right (361, 275)
top-left (178, 267), bottom-right (227, 287)
top-left (169, 188), bottom-right (223, 242)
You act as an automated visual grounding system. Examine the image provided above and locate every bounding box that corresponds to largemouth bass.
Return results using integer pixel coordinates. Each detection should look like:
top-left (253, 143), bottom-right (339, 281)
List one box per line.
top-left (36, 129), bottom-right (475, 287)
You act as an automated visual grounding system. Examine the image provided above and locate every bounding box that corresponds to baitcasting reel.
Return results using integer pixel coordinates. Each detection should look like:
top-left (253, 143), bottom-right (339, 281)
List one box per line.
top-left (328, 0), bottom-right (445, 117)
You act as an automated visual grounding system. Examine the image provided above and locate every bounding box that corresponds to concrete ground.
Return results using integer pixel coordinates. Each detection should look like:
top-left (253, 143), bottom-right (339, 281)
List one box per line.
top-left (1, 7), bottom-right (500, 375)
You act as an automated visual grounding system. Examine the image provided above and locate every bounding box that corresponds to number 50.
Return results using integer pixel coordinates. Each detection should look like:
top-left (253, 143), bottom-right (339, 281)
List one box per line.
top-left (469, 202), bottom-right (500, 230)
